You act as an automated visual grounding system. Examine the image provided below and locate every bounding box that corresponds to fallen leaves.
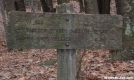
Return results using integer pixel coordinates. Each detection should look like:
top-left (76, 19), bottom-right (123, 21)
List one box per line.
top-left (81, 50), bottom-right (134, 79)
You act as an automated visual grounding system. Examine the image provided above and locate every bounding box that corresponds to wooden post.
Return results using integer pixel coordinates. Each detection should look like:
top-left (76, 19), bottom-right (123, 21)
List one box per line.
top-left (56, 3), bottom-right (76, 80)
top-left (57, 50), bottom-right (76, 80)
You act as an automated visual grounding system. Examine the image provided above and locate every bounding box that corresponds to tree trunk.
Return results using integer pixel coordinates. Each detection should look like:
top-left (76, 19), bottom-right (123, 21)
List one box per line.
top-left (4, 0), bottom-right (15, 14)
top-left (40, 0), bottom-right (50, 12)
top-left (97, 0), bottom-right (111, 14)
top-left (4, 0), bottom-right (26, 13)
top-left (4, 0), bottom-right (25, 51)
top-left (84, 0), bottom-right (99, 14)
top-left (0, 0), bottom-right (6, 27)
top-left (46, 0), bottom-right (54, 12)
top-left (79, 0), bottom-right (84, 12)
top-left (111, 0), bottom-right (134, 60)
top-left (57, 0), bottom-right (69, 4)
top-left (15, 0), bottom-right (26, 11)
top-left (30, 0), bottom-right (35, 12)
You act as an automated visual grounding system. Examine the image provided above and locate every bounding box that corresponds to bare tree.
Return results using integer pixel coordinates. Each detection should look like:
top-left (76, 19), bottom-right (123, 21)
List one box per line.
top-left (46, 0), bottom-right (54, 12)
top-left (110, 0), bottom-right (134, 60)
top-left (40, 0), bottom-right (50, 12)
top-left (57, 0), bottom-right (69, 4)
top-left (0, 0), bottom-right (6, 27)
top-left (14, 0), bottom-right (26, 11)
top-left (79, 0), bottom-right (84, 12)
top-left (97, 0), bottom-right (111, 14)
top-left (84, 0), bottom-right (99, 14)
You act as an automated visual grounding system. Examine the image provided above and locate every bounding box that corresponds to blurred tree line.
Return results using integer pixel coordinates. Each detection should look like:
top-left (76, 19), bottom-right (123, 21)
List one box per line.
top-left (2, 0), bottom-right (111, 13)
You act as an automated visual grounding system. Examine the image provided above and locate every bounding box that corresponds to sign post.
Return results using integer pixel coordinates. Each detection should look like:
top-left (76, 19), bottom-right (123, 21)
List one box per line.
top-left (56, 4), bottom-right (76, 80)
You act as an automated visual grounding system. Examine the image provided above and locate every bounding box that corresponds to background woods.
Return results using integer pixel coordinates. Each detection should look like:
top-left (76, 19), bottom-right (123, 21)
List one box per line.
top-left (0, 0), bottom-right (134, 80)
top-left (3, 0), bottom-right (112, 13)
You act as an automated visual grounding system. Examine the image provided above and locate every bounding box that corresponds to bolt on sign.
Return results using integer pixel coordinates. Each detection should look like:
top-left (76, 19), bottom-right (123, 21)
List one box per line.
top-left (5, 12), bottom-right (123, 49)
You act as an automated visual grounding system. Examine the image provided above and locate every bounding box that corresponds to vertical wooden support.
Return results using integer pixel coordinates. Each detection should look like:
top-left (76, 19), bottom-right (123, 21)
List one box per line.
top-left (56, 3), bottom-right (76, 80)
top-left (57, 50), bottom-right (76, 80)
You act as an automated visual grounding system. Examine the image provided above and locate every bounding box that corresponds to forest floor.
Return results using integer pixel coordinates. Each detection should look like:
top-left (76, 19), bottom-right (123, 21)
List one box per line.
top-left (0, 0), bottom-right (134, 80)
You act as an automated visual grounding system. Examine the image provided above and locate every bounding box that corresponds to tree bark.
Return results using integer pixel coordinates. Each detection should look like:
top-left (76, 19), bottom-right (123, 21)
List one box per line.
top-left (115, 0), bottom-right (130, 15)
top-left (97, 0), bottom-right (111, 14)
top-left (46, 0), bottom-right (54, 12)
top-left (79, 0), bottom-right (84, 12)
top-left (15, 0), bottom-right (26, 11)
top-left (30, 0), bottom-right (35, 12)
top-left (57, 0), bottom-right (69, 4)
top-left (4, 0), bottom-right (15, 14)
top-left (0, 0), bottom-right (6, 27)
top-left (111, 0), bottom-right (134, 60)
top-left (84, 0), bottom-right (99, 14)
top-left (40, 0), bottom-right (50, 12)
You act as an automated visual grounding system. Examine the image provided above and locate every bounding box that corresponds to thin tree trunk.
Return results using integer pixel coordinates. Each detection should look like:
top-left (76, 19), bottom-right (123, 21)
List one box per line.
top-left (97, 0), bottom-right (111, 14)
top-left (57, 0), bottom-right (62, 4)
top-left (4, 0), bottom-right (26, 51)
top-left (84, 0), bottom-right (99, 14)
top-left (31, 0), bottom-right (35, 12)
top-left (15, 0), bottom-right (26, 11)
top-left (40, 0), bottom-right (50, 12)
top-left (79, 0), bottom-right (84, 12)
top-left (57, 0), bottom-right (69, 4)
top-left (4, 0), bottom-right (15, 14)
top-left (46, 0), bottom-right (54, 12)
top-left (4, 0), bottom-right (25, 14)
top-left (111, 0), bottom-right (134, 60)
top-left (0, 0), bottom-right (6, 27)
top-left (102, 0), bottom-right (111, 14)
top-left (115, 0), bottom-right (129, 15)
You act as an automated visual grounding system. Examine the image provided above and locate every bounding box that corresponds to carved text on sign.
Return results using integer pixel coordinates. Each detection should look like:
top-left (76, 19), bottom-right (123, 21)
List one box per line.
top-left (6, 12), bottom-right (122, 49)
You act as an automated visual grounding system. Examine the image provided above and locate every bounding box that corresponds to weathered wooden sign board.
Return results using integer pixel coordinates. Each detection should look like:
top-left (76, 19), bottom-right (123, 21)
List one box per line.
top-left (6, 11), bottom-right (123, 49)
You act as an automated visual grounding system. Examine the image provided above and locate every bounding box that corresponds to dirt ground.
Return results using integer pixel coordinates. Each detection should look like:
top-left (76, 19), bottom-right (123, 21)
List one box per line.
top-left (0, 0), bottom-right (134, 80)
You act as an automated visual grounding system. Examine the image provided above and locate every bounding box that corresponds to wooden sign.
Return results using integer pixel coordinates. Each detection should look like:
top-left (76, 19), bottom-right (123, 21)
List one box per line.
top-left (6, 12), bottom-right (123, 49)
